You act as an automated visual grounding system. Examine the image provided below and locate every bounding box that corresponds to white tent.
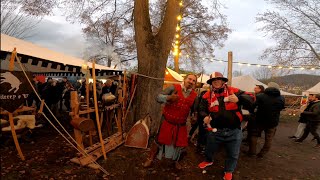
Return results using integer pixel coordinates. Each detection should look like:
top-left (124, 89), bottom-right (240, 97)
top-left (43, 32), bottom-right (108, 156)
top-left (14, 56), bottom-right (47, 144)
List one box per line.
top-left (197, 74), bottom-right (210, 84)
top-left (0, 33), bottom-right (121, 76)
top-left (304, 82), bottom-right (320, 95)
top-left (232, 75), bottom-right (299, 96)
top-left (166, 68), bottom-right (184, 81)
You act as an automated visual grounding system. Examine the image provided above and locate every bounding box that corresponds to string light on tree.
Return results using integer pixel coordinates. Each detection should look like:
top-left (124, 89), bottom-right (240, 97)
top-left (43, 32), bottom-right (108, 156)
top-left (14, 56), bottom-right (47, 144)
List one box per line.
top-left (172, 0), bottom-right (183, 72)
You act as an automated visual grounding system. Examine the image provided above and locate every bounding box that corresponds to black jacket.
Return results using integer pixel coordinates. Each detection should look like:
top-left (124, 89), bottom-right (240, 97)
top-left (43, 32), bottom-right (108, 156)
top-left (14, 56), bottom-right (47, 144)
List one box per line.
top-left (254, 87), bottom-right (285, 128)
top-left (298, 102), bottom-right (313, 123)
top-left (199, 87), bottom-right (254, 129)
top-left (300, 101), bottom-right (320, 122)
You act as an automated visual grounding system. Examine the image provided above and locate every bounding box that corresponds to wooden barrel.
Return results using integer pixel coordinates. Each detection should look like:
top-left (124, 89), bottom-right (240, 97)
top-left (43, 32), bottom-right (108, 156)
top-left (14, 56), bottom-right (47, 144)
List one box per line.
top-left (70, 117), bottom-right (95, 132)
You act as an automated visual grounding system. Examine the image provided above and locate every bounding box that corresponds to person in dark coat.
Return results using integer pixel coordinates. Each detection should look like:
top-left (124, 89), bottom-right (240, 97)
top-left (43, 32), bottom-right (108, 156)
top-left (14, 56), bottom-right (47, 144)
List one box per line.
top-left (101, 79), bottom-right (117, 96)
top-left (79, 78), bottom-right (87, 97)
top-left (188, 84), bottom-right (210, 152)
top-left (295, 94), bottom-right (320, 147)
top-left (289, 93), bottom-right (316, 139)
top-left (244, 85), bottom-right (265, 143)
top-left (58, 77), bottom-right (68, 111)
top-left (248, 82), bottom-right (285, 158)
top-left (27, 76), bottom-right (42, 108)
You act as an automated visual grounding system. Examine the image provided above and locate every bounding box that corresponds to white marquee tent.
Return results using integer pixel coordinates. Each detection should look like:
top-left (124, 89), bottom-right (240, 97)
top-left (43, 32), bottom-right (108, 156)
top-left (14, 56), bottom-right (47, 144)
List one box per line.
top-left (0, 33), bottom-right (122, 76)
top-left (304, 82), bottom-right (320, 95)
top-left (232, 75), bottom-right (299, 96)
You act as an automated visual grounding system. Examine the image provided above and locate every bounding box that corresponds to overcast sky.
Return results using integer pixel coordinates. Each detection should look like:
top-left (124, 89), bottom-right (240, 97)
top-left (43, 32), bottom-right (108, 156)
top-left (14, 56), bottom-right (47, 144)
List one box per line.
top-left (24, 0), bottom-right (317, 75)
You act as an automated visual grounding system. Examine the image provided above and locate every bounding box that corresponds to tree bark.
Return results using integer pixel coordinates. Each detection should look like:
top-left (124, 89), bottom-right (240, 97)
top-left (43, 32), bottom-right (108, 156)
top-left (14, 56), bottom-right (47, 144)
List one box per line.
top-left (133, 0), bottom-right (180, 135)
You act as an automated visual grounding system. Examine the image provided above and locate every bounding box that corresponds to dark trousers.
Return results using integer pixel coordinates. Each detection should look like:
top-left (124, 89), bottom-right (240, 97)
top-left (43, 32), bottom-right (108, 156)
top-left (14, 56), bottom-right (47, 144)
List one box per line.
top-left (205, 128), bottom-right (242, 172)
top-left (297, 122), bottom-right (320, 144)
top-left (189, 117), bottom-right (206, 147)
top-left (249, 127), bottom-right (276, 156)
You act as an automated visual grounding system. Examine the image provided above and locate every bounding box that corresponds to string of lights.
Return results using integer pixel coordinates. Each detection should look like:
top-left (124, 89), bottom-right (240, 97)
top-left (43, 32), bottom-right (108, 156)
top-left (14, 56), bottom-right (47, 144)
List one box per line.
top-left (170, 1), bottom-right (318, 72)
top-left (177, 55), bottom-right (320, 71)
top-left (172, 1), bottom-right (183, 57)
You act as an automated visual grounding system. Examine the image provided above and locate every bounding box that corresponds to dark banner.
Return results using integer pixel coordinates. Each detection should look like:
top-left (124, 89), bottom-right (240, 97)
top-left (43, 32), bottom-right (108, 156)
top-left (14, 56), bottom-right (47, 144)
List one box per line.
top-left (0, 70), bottom-right (33, 113)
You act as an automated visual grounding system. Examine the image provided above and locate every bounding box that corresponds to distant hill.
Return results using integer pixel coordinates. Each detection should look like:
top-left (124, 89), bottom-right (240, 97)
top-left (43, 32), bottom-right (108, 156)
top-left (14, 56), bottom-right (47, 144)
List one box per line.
top-left (260, 74), bottom-right (320, 94)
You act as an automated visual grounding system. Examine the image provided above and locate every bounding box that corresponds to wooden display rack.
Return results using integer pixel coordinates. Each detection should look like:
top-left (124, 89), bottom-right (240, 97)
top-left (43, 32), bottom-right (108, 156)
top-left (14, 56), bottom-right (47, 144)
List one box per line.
top-left (69, 62), bottom-right (128, 170)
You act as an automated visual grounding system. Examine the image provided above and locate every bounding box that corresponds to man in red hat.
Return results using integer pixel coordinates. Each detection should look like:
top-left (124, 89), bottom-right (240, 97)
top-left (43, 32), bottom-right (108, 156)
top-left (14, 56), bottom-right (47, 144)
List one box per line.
top-left (198, 72), bottom-right (254, 180)
top-left (143, 74), bottom-right (198, 170)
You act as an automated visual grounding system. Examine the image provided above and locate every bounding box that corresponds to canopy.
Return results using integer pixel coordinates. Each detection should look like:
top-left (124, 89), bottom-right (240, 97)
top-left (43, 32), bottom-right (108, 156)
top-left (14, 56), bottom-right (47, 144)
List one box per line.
top-left (0, 33), bottom-right (122, 77)
top-left (304, 82), bottom-right (320, 94)
top-left (164, 68), bottom-right (183, 82)
top-left (232, 75), bottom-right (299, 96)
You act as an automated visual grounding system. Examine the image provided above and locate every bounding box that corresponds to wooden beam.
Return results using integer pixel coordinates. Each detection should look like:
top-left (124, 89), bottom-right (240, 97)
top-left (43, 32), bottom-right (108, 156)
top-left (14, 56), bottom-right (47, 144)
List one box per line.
top-left (92, 61), bottom-right (107, 160)
top-left (227, 51), bottom-right (233, 86)
top-left (9, 113), bottom-right (25, 160)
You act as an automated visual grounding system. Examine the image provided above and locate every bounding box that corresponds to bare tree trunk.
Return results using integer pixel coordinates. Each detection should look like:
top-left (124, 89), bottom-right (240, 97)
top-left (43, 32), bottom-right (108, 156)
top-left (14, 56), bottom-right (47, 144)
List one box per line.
top-left (133, 0), bottom-right (180, 135)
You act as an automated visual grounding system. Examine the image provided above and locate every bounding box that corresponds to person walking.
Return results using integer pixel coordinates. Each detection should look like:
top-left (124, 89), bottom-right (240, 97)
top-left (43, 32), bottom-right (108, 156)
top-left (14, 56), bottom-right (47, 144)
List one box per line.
top-left (248, 82), bottom-right (285, 158)
top-left (295, 94), bottom-right (320, 147)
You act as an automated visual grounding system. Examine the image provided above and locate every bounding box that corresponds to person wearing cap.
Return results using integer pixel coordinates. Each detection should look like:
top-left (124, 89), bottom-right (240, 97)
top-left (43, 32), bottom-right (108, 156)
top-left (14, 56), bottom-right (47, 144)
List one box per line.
top-left (248, 82), bottom-right (285, 158)
top-left (142, 74), bottom-right (198, 170)
top-left (295, 93), bottom-right (320, 147)
top-left (198, 72), bottom-right (254, 180)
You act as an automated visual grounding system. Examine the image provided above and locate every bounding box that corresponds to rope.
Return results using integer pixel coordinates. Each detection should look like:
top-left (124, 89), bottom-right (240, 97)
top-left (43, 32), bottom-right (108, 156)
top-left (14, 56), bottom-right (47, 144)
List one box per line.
top-left (15, 54), bottom-right (109, 175)
top-left (128, 71), bottom-right (165, 81)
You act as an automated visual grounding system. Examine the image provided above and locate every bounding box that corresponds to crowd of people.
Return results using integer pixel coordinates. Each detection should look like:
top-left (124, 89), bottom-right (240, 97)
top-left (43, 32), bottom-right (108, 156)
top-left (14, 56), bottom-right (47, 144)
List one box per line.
top-left (27, 76), bottom-right (118, 114)
top-left (26, 73), bottom-right (319, 180)
top-left (142, 71), bottom-right (319, 180)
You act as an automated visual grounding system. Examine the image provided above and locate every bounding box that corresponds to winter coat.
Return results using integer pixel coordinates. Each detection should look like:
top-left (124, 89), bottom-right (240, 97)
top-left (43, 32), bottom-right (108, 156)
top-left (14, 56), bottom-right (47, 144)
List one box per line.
top-left (300, 101), bottom-right (320, 122)
top-left (254, 87), bottom-right (285, 128)
top-left (199, 86), bottom-right (254, 129)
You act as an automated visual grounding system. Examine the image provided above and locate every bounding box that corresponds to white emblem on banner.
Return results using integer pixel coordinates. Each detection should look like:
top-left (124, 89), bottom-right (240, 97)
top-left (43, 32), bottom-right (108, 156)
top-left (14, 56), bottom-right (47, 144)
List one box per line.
top-left (0, 72), bottom-right (22, 93)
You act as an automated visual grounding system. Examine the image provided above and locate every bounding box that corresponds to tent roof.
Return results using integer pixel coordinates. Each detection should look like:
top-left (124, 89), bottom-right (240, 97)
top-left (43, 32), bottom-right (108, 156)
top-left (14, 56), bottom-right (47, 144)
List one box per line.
top-left (197, 74), bottom-right (210, 84)
top-left (0, 33), bottom-right (121, 76)
top-left (305, 82), bottom-right (320, 94)
top-left (232, 75), bottom-right (299, 96)
top-left (165, 68), bottom-right (184, 82)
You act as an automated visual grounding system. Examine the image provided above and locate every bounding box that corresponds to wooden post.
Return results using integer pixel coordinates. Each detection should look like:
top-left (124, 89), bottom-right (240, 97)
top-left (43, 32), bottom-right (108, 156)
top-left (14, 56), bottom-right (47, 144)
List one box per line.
top-left (70, 91), bottom-right (85, 152)
top-left (7, 48), bottom-right (25, 160)
top-left (9, 113), bottom-right (25, 160)
top-left (9, 48), bottom-right (17, 71)
top-left (227, 51), bottom-right (233, 86)
top-left (86, 75), bottom-right (90, 111)
top-left (92, 61), bottom-right (107, 160)
top-left (38, 100), bottom-right (45, 113)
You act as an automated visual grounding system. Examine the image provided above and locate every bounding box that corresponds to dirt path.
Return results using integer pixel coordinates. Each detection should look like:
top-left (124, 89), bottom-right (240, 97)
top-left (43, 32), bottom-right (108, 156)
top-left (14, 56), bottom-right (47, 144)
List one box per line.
top-left (1, 115), bottom-right (319, 179)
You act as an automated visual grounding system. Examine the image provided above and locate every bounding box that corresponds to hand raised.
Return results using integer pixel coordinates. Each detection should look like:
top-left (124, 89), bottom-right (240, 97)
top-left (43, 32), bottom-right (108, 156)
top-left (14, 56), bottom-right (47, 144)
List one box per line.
top-left (203, 116), bottom-right (212, 124)
top-left (166, 90), bottom-right (179, 103)
top-left (228, 90), bottom-right (239, 103)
